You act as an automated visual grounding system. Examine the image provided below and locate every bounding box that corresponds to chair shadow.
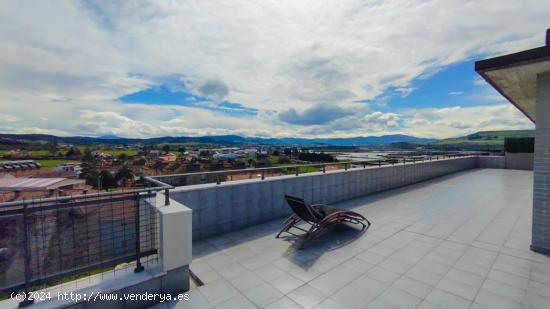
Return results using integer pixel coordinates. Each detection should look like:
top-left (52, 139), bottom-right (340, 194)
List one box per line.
top-left (280, 222), bottom-right (370, 269)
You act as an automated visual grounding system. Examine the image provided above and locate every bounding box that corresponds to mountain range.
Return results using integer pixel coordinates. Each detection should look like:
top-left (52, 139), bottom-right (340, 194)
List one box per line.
top-left (0, 133), bottom-right (436, 146)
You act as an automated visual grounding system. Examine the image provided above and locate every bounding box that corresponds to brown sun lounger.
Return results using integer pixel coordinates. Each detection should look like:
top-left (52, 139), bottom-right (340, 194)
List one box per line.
top-left (276, 195), bottom-right (370, 248)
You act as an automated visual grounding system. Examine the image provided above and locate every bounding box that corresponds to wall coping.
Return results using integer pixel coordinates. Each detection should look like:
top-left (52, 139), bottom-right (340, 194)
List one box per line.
top-left (171, 156), bottom-right (477, 193)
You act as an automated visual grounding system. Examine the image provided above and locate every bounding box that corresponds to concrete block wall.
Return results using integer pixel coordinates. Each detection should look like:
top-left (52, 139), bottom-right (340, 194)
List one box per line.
top-left (171, 156), bottom-right (477, 240)
top-left (505, 153), bottom-right (534, 170)
top-left (477, 156), bottom-right (506, 169)
top-left (532, 71), bottom-right (550, 254)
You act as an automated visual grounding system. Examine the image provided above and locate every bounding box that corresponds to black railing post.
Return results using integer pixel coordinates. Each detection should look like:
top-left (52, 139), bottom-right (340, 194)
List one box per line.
top-left (134, 193), bottom-right (144, 273)
top-left (216, 174), bottom-right (221, 185)
top-left (19, 202), bottom-right (34, 307)
top-left (322, 165), bottom-right (326, 173)
top-left (295, 166), bottom-right (299, 176)
top-left (261, 170), bottom-right (265, 180)
top-left (164, 188), bottom-right (170, 206)
top-left (378, 160), bottom-right (381, 167)
top-left (344, 163), bottom-right (348, 171)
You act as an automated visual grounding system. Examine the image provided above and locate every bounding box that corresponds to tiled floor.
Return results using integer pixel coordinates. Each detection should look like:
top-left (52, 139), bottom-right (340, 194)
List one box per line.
top-left (153, 169), bottom-right (550, 309)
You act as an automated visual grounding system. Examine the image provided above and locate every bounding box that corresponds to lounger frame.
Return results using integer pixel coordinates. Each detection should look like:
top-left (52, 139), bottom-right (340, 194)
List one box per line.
top-left (276, 195), bottom-right (371, 248)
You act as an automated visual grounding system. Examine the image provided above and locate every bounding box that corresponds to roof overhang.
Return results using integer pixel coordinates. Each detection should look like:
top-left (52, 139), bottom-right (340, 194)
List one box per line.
top-left (475, 29), bottom-right (550, 123)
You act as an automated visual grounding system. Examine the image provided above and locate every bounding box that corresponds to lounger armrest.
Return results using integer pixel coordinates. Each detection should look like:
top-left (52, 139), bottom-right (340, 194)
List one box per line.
top-left (311, 204), bottom-right (328, 208)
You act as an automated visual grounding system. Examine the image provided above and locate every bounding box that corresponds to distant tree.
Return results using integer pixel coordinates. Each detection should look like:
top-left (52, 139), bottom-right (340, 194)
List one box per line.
top-left (47, 141), bottom-right (59, 156)
top-left (65, 147), bottom-right (81, 158)
top-left (278, 156), bottom-right (291, 164)
top-left (272, 150), bottom-right (280, 156)
top-left (162, 144), bottom-right (170, 154)
top-left (297, 152), bottom-right (336, 163)
top-left (115, 164), bottom-right (134, 184)
top-left (283, 148), bottom-right (291, 156)
top-left (79, 162), bottom-right (99, 187)
top-left (117, 153), bottom-right (129, 162)
top-left (256, 153), bottom-right (268, 159)
top-left (99, 170), bottom-right (117, 189)
top-left (82, 148), bottom-right (94, 162)
top-left (178, 145), bottom-right (186, 153)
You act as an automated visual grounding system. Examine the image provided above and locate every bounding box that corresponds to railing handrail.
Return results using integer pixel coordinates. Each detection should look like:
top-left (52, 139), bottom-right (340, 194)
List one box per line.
top-left (0, 176), bottom-right (173, 207)
top-left (151, 154), bottom-right (471, 181)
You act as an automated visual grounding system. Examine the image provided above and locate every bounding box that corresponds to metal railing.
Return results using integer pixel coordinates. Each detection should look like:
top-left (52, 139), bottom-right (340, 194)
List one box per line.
top-left (152, 154), bottom-right (471, 187)
top-left (0, 177), bottom-right (173, 306)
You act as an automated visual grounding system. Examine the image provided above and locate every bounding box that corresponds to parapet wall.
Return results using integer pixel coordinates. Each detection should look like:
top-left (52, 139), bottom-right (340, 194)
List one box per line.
top-left (171, 156), bottom-right (478, 240)
top-left (505, 153), bottom-right (534, 170)
top-left (477, 155), bottom-right (506, 169)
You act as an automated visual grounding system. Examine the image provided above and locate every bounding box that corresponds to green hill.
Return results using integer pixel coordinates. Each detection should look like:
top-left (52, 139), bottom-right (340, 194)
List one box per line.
top-left (390, 130), bottom-right (534, 151)
top-left (433, 130), bottom-right (534, 147)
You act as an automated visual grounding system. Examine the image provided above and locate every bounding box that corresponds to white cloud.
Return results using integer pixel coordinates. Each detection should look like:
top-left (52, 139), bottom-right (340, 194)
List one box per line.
top-left (0, 113), bottom-right (17, 123)
top-left (400, 104), bottom-right (534, 138)
top-left (364, 112), bottom-right (400, 130)
top-left (0, 0), bottom-right (547, 138)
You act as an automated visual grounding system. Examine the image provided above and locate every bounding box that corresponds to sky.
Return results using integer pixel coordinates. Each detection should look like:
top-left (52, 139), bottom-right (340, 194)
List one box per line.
top-left (0, 1), bottom-right (547, 139)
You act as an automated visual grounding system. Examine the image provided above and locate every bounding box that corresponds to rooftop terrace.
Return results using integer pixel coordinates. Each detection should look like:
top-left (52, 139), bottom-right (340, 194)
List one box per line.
top-left (154, 168), bottom-right (550, 309)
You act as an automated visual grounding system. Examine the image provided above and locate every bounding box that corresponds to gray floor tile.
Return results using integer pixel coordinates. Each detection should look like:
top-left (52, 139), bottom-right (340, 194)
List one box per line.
top-left (287, 284), bottom-right (327, 309)
top-left (213, 294), bottom-right (256, 309)
top-left (309, 265), bottom-right (360, 294)
top-left (417, 300), bottom-right (442, 309)
top-left (378, 257), bottom-right (413, 274)
top-left (340, 257), bottom-right (375, 274)
top-left (364, 298), bottom-right (396, 309)
top-left (329, 284), bottom-right (378, 309)
top-left (426, 288), bottom-right (471, 309)
top-left (313, 297), bottom-right (343, 309)
top-left (356, 251), bottom-right (386, 265)
top-left (244, 282), bottom-right (283, 307)
top-left (405, 265), bottom-right (444, 286)
top-left (198, 279), bottom-right (240, 306)
top-left (228, 270), bottom-right (265, 292)
top-left (269, 272), bottom-right (305, 294)
top-left (365, 266), bottom-right (400, 285)
top-left (480, 279), bottom-right (525, 303)
top-left (444, 268), bottom-right (484, 288)
top-left (436, 276), bottom-right (480, 301)
top-left (256, 264), bottom-right (286, 281)
top-left (487, 268), bottom-right (529, 290)
top-left (474, 290), bottom-right (523, 309)
top-left (392, 276), bottom-right (433, 299)
top-left (524, 291), bottom-right (550, 309)
top-left (375, 287), bottom-right (422, 309)
top-left (264, 296), bottom-right (304, 309)
top-left (348, 274), bottom-right (388, 299)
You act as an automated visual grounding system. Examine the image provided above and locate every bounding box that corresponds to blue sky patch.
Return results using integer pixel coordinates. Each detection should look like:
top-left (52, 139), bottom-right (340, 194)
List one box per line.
top-left (120, 85), bottom-right (257, 116)
top-left (376, 59), bottom-right (503, 111)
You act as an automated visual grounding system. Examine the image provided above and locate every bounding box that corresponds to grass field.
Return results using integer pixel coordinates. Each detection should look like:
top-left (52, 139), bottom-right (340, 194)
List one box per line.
top-left (36, 159), bottom-right (80, 168)
top-left (100, 148), bottom-right (139, 156)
